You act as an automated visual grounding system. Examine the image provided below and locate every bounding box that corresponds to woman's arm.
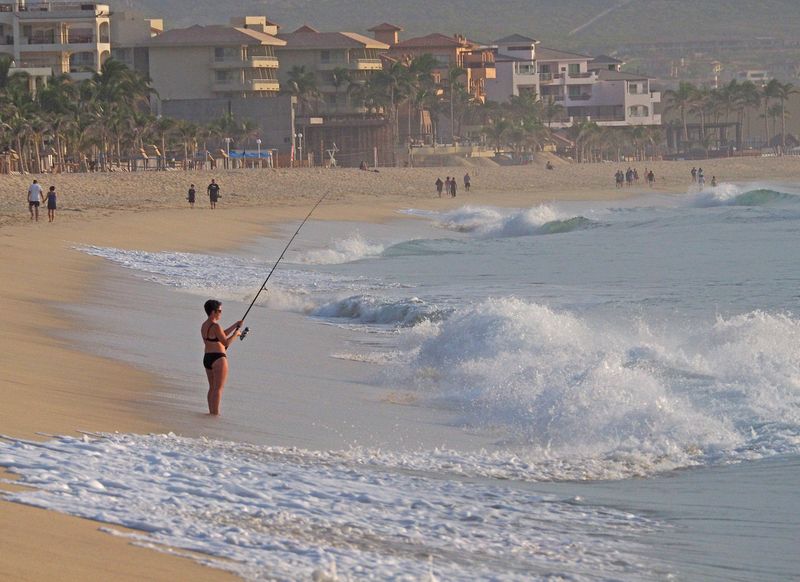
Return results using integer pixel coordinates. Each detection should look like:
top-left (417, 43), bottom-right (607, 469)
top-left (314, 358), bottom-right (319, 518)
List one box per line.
top-left (224, 321), bottom-right (243, 336)
top-left (212, 323), bottom-right (241, 348)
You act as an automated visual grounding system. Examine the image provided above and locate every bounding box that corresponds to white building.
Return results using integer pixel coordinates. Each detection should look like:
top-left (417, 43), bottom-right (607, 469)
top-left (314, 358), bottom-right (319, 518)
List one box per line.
top-left (486, 34), bottom-right (661, 127)
top-left (0, 0), bottom-right (111, 85)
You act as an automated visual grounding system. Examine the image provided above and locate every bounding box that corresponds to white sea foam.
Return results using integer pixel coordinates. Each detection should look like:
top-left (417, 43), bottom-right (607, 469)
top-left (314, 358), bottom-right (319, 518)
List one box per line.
top-left (295, 232), bottom-right (385, 265)
top-left (389, 298), bottom-right (800, 473)
top-left (0, 433), bottom-right (667, 581)
top-left (313, 295), bottom-right (449, 327)
top-left (76, 246), bottom-right (392, 309)
top-left (687, 183), bottom-right (800, 207)
top-left (427, 205), bottom-right (596, 238)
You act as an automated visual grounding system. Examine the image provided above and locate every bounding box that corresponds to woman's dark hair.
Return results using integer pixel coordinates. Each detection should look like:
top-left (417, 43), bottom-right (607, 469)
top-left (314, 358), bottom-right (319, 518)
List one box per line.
top-left (204, 299), bottom-right (221, 315)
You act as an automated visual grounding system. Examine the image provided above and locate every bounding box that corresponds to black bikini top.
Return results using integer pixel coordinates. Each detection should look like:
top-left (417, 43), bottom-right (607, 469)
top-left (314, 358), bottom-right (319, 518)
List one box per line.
top-left (204, 324), bottom-right (221, 343)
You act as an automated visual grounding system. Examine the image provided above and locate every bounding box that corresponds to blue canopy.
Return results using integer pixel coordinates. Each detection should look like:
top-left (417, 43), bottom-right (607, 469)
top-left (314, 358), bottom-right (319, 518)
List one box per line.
top-left (228, 150), bottom-right (272, 159)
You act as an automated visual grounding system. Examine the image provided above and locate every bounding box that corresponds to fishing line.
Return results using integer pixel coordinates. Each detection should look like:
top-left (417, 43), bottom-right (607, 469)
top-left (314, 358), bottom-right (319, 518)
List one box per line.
top-left (238, 191), bottom-right (330, 340)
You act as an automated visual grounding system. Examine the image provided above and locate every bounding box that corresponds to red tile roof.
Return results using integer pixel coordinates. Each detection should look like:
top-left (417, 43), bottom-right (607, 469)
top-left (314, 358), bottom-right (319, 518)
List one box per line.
top-left (393, 33), bottom-right (474, 49)
top-left (150, 25), bottom-right (285, 46)
top-left (368, 22), bottom-right (403, 32)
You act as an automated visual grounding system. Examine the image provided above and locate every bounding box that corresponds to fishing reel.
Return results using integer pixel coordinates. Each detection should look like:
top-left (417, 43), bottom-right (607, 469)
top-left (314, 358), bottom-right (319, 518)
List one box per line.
top-left (239, 326), bottom-right (250, 341)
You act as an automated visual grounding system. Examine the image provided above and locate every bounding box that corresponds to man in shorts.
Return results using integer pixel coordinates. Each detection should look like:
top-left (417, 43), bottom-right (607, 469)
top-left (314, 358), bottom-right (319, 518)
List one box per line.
top-left (27, 179), bottom-right (43, 221)
top-left (208, 179), bottom-right (220, 209)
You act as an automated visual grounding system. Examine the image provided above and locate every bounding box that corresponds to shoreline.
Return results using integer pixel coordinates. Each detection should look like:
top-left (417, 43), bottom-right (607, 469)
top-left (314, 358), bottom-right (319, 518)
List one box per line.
top-left (2, 160), bottom-right (799, 580)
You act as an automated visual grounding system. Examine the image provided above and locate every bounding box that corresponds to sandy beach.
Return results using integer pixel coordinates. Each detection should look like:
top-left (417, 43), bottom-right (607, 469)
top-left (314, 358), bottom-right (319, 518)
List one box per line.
top-left (2, 156), bottom-right (800, 580)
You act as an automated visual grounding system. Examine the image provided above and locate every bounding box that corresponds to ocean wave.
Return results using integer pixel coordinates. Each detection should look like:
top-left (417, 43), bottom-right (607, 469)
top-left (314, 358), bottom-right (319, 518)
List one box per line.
top-left (434, 205), bottom-right (597, 237)
top-left (313, 295), bottom-right (450, 327)
top-left (389, 298), bottom-right (800, 475)
top-left (76, 245), bottom-right (392, 301)
top-left (688, 184), bottom-right (799, 207)
top-left (0, 432), bottom-right (666, 580)
top-left (294, 232), bottom-right (385, 265)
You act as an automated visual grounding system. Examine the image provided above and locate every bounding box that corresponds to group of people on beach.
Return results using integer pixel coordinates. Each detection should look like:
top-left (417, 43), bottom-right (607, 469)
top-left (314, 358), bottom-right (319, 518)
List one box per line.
top-left (614, 168), bottom-right (655, 189)
top-left (436, 173), bottom-right (471, 197)
top-left (186, 179), bottom-right (221, 209)
top-left (691, 167), bottom-right (717, 187)
top-left (26, 180), bottom-right (58, 222)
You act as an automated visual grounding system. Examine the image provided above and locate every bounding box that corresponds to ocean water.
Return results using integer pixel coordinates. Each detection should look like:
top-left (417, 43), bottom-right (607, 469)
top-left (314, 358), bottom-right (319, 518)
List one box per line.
top-left (3, 181), bottom-right (800, 580)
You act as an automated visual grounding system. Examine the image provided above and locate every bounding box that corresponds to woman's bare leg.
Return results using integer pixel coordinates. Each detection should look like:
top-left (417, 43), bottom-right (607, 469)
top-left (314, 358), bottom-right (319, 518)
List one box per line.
top-left (205, 368), bottom-right (215, 413)
top-left (208, 357), bottom-right (229, 415)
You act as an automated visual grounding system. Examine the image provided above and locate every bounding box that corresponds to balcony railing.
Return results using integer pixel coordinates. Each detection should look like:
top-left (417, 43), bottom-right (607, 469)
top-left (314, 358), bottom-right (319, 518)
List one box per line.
top-left (568, 94), bottom-right (592, 101)
top-left (539, 72), bottom-right (553, 81)
top-left (568, 71), bottom-right (593, 78)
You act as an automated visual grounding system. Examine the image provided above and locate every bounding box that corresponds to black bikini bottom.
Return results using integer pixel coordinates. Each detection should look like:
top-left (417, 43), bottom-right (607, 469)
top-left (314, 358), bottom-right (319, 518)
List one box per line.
top-left (203, 352), bottom-right (227, 370)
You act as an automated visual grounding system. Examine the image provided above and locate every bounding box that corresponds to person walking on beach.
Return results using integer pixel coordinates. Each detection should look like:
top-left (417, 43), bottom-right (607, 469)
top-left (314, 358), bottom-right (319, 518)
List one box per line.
top-left (207, 179), bottom-right (220, 209)
top-left (647, 170), bottom-right (655, 187)
top-left (450, 177), bottom-right (457, 197)
top-left (435, 177), bottom-right (444, 197)
top-left (691, 167), bottom-right (697, 183)
top-left (187, 184), bottom-right (196, 209)
top-left (697, 168), bottom-right (705, 186)
top-left (27, 179), bottom-right (43, 221)
top-left (45, 186), bottom-right (57, 222)
top-left (201, 299), bottom-right (243, 416)
top-left (464, 172), bottom-right (471, 192)
top-left (710, 176), bottom-right (717, 187)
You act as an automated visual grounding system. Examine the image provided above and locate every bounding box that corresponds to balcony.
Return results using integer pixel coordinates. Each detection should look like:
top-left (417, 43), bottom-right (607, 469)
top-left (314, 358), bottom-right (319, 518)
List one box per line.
top-left (15, 2), bottom-right (110, 18)
top-left (317, 58), bottom-right (382, 71)
top-left (212, 56), bottom-right (279, 69)
top-left (213, 79), bottom-right (279, 92)
top-left (567, 93), bottom-right (592, 101)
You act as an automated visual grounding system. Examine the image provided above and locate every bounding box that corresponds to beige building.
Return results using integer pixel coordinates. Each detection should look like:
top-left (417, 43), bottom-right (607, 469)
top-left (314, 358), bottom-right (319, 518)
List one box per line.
top-left (0, 0), bottom-right (111, 84)
top-left (148, 19), bottom-right (285, 102)
top-left (109, 10), bottom-right (162, 76)
top-left (276, 25), bottom-right (388, 115)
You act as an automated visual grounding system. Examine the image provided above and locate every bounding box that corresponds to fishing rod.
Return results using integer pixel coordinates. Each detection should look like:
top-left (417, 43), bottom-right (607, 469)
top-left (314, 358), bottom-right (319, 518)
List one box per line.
top-left (238, 191), bottom-right (330, 340)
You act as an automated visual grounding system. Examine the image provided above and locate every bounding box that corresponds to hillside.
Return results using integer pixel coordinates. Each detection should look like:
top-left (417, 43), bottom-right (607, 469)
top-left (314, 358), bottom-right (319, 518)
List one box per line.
top-left (112, 0), bottom-right (800, 51)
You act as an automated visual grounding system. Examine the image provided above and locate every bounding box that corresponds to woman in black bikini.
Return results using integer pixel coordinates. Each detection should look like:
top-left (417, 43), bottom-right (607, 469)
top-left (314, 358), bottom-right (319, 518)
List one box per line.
top-left (201, 299), bottom-right (243, 415)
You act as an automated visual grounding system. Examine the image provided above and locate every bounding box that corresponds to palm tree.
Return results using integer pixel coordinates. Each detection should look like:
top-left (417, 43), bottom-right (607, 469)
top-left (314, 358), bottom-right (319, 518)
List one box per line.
top-left (285, 65), bottom-right (320, 115)
top-left (761, 78), bottom-right (782, 148)
top-left (483, 116), bottom-right (510, 152)
top-left (772, 81), bottom-right (797, 153)
top-left (663, 81), bottom-right (696, 149)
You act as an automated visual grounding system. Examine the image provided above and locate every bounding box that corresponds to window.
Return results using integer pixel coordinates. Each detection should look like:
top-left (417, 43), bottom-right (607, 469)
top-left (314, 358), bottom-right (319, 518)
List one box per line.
top-left (628, 105), bottom-right (649, 117)
top-left (215, 70), bottom-right (237, 82)
top-left (568, 63), bottom-right (580, 75)
top-left (514, 61), bottom-right (536, 75)
top-left (214, 47), bottom-right (240, 62)
top-left (628, 82), bottom-right (641, 95)
top-left (320, 50), bottom-right (330, 63)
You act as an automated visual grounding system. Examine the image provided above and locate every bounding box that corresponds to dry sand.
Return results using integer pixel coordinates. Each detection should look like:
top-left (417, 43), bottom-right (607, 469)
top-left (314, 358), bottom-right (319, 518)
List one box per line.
top-left (1, 157), bottom-right (799, 580)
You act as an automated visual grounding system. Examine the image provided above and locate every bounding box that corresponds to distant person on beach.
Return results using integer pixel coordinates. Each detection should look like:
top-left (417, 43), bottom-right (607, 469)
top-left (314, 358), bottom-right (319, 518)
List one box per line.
top-left (545, 161), bottom-right (554, 170)
top-left (698, 168), bottom-right (705, 186)
top-left (201, 299), bottom-right (243, 416)
top-left (187, 184), bottom-right (196, 208)
top-left (27, 179), bottom-right (43, 222)
top-left (207, 179), bottom-right (220, 209)
top-left (451, 177), bottom-right (457, 198)
top-left (464, 172), bottom-right (471, 192)
top-left (359, 160), bottom-right (368, 171)
top-left (445, 177), bottom-right (452, 197)
top-left (435, 177), bottom-right (444, 197)
top-left (647, 170), bottom-right (655, 187)
top-left (710, 176), bottom-right (717, 187)
top-left (691, 167), bottom-right (697, 182)
top-left (45, 186), bottom-right (57, 222)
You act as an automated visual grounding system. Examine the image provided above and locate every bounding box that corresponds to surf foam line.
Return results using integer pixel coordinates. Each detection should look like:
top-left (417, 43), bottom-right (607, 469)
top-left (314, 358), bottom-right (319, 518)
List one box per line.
top-left (293, 232), bottom-right (385, 265)
top-left (686, 183), bottom-right (800, 207)
top-left (390, 298), bottom-right (800, 473)
top-left (0, 433), bottom-right (668, 581)
top-left (406, 205), bottom-right (598, 238)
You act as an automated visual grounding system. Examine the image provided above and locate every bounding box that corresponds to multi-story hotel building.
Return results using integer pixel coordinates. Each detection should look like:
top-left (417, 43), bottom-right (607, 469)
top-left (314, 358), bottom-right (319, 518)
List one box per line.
top-left (147, 17), bottom-right (285, 101)
top-left (276, 24), bottom-right (388, 115)
top-left (487, 34), bottom-right (661, 127)
top-left (0, 0), bottom-right (111, 84)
